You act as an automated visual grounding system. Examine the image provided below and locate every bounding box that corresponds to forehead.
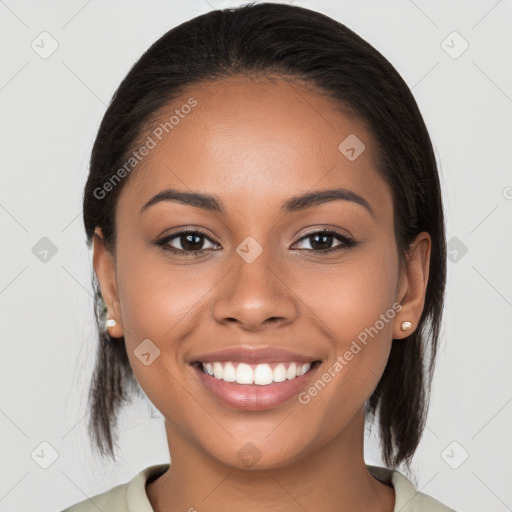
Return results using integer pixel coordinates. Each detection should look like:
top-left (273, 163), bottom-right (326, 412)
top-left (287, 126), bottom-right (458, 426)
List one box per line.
top-left (117, 76), bottom-right (392, 222)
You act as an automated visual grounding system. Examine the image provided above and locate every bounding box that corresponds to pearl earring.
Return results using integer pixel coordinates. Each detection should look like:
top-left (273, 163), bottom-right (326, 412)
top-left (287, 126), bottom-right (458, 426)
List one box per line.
top-left (105, 314), bottom-right (123, 340)
top-left (106, 315), bottom-right (117, 329)
top-left (401, 321), bottom-right (412, 331)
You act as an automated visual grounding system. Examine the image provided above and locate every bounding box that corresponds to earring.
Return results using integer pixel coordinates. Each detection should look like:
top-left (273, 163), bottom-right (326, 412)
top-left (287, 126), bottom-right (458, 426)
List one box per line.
top-left (401, 321), bottom-right (412, 331)
top-left (106, 315), bottom-right (117, 329)
top-left (105, 313), bottom-right (122, 338)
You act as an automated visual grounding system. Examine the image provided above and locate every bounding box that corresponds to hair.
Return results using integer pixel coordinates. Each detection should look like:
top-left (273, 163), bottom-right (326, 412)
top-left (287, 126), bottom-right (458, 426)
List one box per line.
top-left (82, 1), bottom-right (446, 470)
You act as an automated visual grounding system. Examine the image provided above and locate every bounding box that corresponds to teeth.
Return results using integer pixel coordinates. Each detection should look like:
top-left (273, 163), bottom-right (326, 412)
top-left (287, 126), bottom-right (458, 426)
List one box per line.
top-left (273, 363), bottom-right (288, 382)
top-left (237, 363), bottom-right (254, 384)
top-left (213, 362), bottom-right (223, 380)
top-left (254, 363), bottom-right (273, 385)
top-left (221, 362), bottom-right (236, 382)
top-left (200, 361), bottom-right (312, 385)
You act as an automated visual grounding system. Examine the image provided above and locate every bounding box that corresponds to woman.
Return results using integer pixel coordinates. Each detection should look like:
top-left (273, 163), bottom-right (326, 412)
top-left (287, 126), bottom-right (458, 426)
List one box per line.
top-left (62, 2), bottom-right (454, 511)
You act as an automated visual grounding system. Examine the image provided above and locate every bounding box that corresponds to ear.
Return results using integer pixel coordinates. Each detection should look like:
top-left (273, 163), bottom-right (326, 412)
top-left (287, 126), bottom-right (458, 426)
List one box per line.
top-left (393, 231), bottom-right (431, 340)
top-left (93, 227), bottom-right (124, 338)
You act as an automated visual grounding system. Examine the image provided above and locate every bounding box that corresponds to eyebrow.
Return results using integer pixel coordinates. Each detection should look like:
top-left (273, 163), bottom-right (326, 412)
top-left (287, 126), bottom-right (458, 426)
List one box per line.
top-left (140, 187), bottom-right (375, 218)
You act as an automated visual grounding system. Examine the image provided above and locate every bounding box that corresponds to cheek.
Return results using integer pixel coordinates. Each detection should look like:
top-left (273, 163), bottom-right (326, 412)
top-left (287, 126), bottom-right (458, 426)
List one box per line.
top-left (116, 247), bottom-right (212, 343)
top-left (295, 244), bottom-right (399, 344)
top-left (292, 257), bottom-right (399, 436)
top-left (114, 261), bottom-right (200, 416)
top-left (295, 245), bottom-right (399, 394)
top-left (112, 248), bottom-right (199, 381)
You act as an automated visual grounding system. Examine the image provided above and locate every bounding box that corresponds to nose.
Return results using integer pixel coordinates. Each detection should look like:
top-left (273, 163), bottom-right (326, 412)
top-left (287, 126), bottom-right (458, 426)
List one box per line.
top-left (212, 248), bottom-right (299, 332)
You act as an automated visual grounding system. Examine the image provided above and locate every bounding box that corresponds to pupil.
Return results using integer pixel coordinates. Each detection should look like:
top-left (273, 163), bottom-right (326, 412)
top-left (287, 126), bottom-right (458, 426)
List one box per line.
top-left (311, 233), bottom-right (332, 251)
top-left (182, 233), bottom-right (203, 251)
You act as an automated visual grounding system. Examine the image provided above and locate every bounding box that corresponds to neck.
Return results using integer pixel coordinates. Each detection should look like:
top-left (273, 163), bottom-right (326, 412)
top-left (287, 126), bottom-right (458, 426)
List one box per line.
top-left (146, 408), bottom-right (395, 512)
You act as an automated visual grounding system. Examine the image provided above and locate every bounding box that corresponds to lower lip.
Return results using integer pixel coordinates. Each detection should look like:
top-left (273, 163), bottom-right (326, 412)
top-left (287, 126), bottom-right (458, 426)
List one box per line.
top-left (191, 362), bottom-right (321, 411)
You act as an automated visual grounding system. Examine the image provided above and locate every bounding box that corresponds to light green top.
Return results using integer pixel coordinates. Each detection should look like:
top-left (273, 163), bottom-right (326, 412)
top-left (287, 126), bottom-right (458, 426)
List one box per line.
top-left (61, 463), bottom-right (456, 512)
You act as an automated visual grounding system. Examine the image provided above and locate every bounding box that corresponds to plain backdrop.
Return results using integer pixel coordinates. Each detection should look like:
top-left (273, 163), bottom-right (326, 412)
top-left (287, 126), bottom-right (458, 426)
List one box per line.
top-left (0, 0), bottom-right (511, 511)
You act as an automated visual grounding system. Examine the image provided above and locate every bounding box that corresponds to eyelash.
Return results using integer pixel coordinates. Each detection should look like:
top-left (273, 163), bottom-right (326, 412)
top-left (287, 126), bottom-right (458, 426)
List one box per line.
top-left (155, 227), bottom-right (358, 257)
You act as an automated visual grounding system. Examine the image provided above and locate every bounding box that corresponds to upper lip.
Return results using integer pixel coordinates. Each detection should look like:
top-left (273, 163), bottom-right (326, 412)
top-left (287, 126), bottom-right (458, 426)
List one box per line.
top-left (190, 345), bottom-right (320, 364)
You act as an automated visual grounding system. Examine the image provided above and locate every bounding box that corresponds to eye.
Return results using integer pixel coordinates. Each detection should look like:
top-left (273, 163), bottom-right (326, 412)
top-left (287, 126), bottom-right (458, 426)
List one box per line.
top-left (154, 227), bottom-right (357, 257)
top-left (155, 229), bottom-right (220, 256)
top-left (292, 228), bottom-right (357, 253)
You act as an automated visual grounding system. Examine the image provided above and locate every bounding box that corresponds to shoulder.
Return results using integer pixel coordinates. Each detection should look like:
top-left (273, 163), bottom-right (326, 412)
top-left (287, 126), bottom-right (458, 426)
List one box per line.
top-left (367, 465), bottom-right (457, 512)
top-left (60, 481), bottom-right (127, 512)
top-left (60, 463), bottom-right (170, 512)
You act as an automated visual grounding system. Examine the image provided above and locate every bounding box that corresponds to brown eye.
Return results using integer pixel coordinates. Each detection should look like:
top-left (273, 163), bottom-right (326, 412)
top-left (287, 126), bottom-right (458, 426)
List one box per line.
top-left (293, 229), bottom-right (357, 253)
top-left (156, 230), bottom-right (219, 255)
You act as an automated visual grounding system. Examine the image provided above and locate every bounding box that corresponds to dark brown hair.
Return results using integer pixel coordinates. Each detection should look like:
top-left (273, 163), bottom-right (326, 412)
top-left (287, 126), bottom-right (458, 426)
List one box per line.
top-left (82, 2), bottom-right (446, 469)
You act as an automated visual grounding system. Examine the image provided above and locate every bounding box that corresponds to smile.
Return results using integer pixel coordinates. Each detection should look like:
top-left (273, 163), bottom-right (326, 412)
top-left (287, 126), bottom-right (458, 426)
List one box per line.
top-left (191, 360), bottom-right (322, 411)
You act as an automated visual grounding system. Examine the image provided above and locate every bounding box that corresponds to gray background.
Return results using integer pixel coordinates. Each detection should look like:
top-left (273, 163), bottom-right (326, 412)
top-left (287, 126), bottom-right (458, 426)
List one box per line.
top-left (0, 0), bottom-right (511, 511)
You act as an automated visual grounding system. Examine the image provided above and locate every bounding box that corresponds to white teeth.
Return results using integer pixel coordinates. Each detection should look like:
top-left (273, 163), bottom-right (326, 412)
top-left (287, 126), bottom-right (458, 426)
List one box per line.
top-left (200, 361), bottom-right (312, 385)
top-left (273, 363), bottom-right (287, 382)
top-left (222, 362), bottom-right (236, 382)
top-left (287, 363), bottom-right (298, 380)
top-left (213, 362), bottom-right (223, 379)
top-left (236, 363), bottom-right (254, 384)
top-left (254, 363), bottom-right (274, 385)
top-left (297, 363), bottom-right (310, 377)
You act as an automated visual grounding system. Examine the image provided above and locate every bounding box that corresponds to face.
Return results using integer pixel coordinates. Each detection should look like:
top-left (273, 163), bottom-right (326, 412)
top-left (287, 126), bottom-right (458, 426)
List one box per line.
top-left (94, 76), bottom-right (430, 470)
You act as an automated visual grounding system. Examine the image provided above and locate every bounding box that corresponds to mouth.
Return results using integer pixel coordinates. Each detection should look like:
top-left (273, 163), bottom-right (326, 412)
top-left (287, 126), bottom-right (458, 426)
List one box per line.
top-left (189, 359), bottom-right (322, 411)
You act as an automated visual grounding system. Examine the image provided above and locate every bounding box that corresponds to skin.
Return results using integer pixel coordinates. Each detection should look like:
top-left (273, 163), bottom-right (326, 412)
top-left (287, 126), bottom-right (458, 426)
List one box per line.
top-left (93, 76), bottom-right (431, 512)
